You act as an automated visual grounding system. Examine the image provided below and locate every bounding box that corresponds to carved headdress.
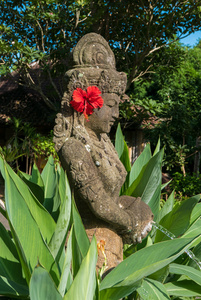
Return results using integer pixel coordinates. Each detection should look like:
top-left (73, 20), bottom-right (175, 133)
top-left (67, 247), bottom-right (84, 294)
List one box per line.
top-left (54, 33), bottom-right (127, 152)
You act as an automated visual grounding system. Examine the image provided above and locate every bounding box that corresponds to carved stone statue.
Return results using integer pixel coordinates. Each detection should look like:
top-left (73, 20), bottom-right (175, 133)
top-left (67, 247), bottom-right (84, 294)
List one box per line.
top-left (54, 33), bottom-right (153, 269)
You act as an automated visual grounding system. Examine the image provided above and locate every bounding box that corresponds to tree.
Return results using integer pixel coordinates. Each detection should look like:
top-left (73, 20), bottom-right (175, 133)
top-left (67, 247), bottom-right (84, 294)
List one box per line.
top-left (0, 0), bottom-right (201, 111)
top-left (126, 41), bottom-right (201, 176)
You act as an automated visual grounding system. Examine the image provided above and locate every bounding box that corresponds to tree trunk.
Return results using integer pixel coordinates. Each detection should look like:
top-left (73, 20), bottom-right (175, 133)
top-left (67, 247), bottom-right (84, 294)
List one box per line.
top-left (194, 136), bottom-right (201, 177)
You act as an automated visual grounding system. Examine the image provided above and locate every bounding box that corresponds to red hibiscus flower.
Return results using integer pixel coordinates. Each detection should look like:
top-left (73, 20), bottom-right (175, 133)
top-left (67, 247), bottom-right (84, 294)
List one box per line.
top-left (70, 86), bottom-right (104, 120)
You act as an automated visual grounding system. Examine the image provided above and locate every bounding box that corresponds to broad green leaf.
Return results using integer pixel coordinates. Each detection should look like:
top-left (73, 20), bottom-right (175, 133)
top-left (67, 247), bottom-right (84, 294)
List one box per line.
top-left (100, 236), bottom-right (200, 300)
top-left (72, 200), bottom-right (90, 258)
top-left (71, 226), bottom-right (82, 278)
top-left (0, 276), bottom-right (29, 298)
top-left (2, 157), bottom-right (56, 244)
top-left (19, 170), bottom-right (44, 204)
top-left (4, 165), bottom-right (60, 284)
top-left (19, 164), bottom-right (45, 203)
top-left (156, 191), bottom-right (174, 223)
top-left (49, 169), bottom-right (71, 261)
top-left (115, 123), bottom-right (125, 158)
top-left (41, 155), bottom-right (57, 213)
top-left (58, 228), bottom-right (73, 297)
top-left (137, 278), bottom-right (170, 300)
top-left (169, 263), bottom-right (201, 285)
top-left (188, 242), bottom-right (201, 269)
top-left (129, 143), bottom-right (152, 186)
top-left (182, 217), bottom-right (201, 239)
top-left (120, 140), bottom-right (131, 173)
top-left (64, 236), bottom-right (98, 300)
top-left (153, 137), bottom-right (161, 156)
top-left (0, 222), bottom-right (26, 286)
top-left (141, 149), bottom-right (163, 206)
top-left (0, 155), bottom-right (5, 179)
top-left (148, 265), bottom-right (169, 283)
top-left (99, 281), bottom-right (141, 300)
top-left (30, 266), bottom-right (63, 300)
top-left (190, 202), bottom-right (201, 224)
top-left (31, 163), bottom-right (44, 188)
top-left (155, 195), bottom-right (200, 242)
top-left (165, 280), bottom-right (201, 297)
top-left (125, 150), bottom-right (163, 203)
top-left (51, 169), bottom-right (61, 221)
top-left (146, 182), bottom-right (161, 218)
top-left (0, 205), bottom-right (6, 218)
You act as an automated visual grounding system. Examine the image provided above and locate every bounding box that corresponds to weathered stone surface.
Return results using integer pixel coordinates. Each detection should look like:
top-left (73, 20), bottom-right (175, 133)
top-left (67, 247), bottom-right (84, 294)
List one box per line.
top-left (54, 33), bottom-right (154, 270)
top-left (86, 226), bottom-right (123, 272)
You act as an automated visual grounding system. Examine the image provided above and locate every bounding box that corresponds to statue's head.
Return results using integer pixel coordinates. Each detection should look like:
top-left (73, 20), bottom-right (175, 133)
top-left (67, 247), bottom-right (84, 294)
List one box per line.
top-left (54, 33), bottom-right (127, 151)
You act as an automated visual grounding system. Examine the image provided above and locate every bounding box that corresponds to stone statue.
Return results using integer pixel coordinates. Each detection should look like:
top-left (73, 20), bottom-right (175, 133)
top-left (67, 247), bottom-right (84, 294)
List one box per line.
top-left (54, 33), bottom-right (153, 268)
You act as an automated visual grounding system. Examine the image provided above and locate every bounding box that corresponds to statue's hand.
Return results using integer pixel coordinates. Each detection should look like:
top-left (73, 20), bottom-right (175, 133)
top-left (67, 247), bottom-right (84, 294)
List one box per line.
top-left (118, 196), bottom-right (154, 244)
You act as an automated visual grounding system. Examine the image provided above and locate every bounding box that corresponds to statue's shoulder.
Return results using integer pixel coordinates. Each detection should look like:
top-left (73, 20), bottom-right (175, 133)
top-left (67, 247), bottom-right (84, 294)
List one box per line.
top-left (61, 137), bottom-right (92, 161)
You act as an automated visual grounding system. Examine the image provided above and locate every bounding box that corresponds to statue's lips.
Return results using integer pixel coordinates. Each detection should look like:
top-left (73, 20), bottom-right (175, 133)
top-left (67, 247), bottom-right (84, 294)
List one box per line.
top-left (109, 119), bottom-right (115, 125)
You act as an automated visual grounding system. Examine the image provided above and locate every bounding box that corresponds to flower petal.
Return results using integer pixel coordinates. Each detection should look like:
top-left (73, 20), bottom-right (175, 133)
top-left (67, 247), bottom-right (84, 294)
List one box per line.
top-left (70, 86), bottom-right (104, 120)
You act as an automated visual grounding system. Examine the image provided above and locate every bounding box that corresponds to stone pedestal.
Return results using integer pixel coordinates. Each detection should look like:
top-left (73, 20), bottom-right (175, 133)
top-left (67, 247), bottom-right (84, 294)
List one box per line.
top-left (86, 226), bottom-right (123, 273)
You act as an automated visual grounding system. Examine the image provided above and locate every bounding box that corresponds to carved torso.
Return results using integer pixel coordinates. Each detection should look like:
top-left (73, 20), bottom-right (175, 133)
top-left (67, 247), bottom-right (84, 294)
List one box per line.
top-left (89, 133), bottom-right (127, 199)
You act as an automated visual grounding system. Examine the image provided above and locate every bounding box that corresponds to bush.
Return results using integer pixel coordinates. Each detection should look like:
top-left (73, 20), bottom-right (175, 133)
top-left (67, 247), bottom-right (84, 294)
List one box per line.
top-left (170, 172), bottom-right (201, 200)
top-left (0, 127), bottom-right (201, 299)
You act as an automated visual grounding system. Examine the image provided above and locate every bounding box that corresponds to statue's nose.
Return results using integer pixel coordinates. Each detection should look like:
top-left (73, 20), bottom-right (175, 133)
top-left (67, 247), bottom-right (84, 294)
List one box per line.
top-left (113, 106), bottom-right (119, 118)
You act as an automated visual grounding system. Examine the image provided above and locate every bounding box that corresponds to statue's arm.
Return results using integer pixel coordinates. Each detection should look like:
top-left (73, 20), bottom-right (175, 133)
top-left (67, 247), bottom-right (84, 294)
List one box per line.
top-left (59, 138), bottom-right (132, 234)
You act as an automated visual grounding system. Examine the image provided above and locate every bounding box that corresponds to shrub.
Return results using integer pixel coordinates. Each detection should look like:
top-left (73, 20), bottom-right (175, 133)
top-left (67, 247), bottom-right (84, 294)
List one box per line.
top-left (0, 127), bottom-right (200, 299)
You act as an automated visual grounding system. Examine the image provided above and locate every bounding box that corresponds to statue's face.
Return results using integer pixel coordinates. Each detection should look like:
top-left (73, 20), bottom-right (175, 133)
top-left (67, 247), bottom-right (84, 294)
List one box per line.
top-left (85, 93), bottom-right (120, 134)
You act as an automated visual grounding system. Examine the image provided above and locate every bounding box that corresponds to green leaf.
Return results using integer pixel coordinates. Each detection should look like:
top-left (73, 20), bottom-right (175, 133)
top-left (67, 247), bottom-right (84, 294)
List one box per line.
top-left (64, 236), bottom-right (98, 300)
top-left (1, 156), bottom-right (56, 244)
top-left (165, 280), bottom-right (201, 297)
top-left (0, 222), bottom-right (27, 286)
top-left (188, 241), bottom-right (201, 269)
top-left (129, 143), bottom-right (152, 186)
top-left (41, 155), bottom-right (57, 213)
top-left (182, 217), bottom-right (201, 239)
top-left (3, 162), bottom-right (59, 284)
top-left (190, 202), bottom-right (201, 225)
top-left (156, 191), bottom-right (175, 223)
top-left (0, 276), bottom-right (29, 298)
top-left (100, 236), bottom-right (200, 300)
top-left (148, 265), bottom-right (169, 283)
top-left (120, 140), bottom-right (131, 173)
top-left (115, 123), bottom-right (125, 159)
top-left (58, 227), bottom-right (73, 297)
top-left (71, 226), bottom-right (82, 278)
top-left (125, 150), bottom-right (163, 210)
top-left (155, 195), bottom-right (200, 242)
top-left (137, 278), bottom-right (170, 300)
top-left (169, 263), bottom-right (201, 285)
top-left (31, 163), bottom-right (45, 188)
top-left (72, 199), bottom-right (90, 258)
top-left (19, 170), bottom-right (44, 204)
top-left (30, 266), bottom-right (63, 300)
top-left (49, 169), bottom-right (71, 262)
top-left (153, 137), bottom-right (161, 156)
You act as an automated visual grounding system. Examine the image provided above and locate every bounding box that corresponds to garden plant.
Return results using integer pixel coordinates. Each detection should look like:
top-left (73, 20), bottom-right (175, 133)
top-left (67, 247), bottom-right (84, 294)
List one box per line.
top-left (0, 125), bottom-right (200, 299)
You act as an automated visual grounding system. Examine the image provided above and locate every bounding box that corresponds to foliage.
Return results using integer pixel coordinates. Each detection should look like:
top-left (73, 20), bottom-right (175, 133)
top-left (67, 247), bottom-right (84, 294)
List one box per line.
top-left (0, 1), bottom-right (201, 110)
top-left (115, 124), bottom-right (201, 299)
top-left (123, 41), bottom-right (201, 176)
top-left (170, 172), bottom-right (201, 200)
top-left (32, 130), bottom-right (59, 162)
top-left (0, 127), bottom-right (201, 299)
top-left (3, 118), bottom-right (58, 173)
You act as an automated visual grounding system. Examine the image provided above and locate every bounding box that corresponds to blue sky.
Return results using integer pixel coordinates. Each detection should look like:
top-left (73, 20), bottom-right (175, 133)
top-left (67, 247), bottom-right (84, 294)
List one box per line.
top-left (181, 31), bottom-right (201, 47)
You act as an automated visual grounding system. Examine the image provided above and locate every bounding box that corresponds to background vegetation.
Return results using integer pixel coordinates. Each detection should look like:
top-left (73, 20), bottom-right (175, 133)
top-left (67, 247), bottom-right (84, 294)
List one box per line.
top-left (1, 1), bottom-right (201, 196)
